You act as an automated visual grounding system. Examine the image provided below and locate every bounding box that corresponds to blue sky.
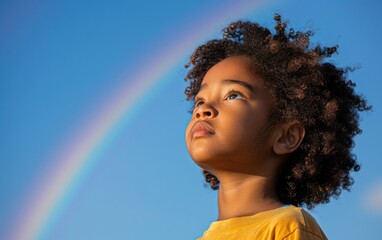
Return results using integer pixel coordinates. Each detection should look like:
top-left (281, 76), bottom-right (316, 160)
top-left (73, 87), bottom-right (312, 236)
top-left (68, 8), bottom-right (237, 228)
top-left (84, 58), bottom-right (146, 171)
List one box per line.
top-left (1, 0), bottom-right (381, 239)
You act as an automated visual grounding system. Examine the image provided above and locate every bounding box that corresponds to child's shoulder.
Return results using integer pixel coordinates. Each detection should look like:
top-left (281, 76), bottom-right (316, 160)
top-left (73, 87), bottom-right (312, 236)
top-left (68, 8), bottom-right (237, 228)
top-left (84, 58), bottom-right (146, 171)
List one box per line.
top-left (266, 205), bottom-right (312, 224)
top-left (197, 206), bottom-right (328, 240)
top-left (264, 205), bottom-right (327, 240)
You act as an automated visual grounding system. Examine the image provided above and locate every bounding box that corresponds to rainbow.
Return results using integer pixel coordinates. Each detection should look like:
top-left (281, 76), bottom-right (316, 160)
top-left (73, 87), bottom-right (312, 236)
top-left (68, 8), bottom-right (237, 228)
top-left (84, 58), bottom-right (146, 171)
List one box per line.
top-left (9, 1), bottom-right (268, 239)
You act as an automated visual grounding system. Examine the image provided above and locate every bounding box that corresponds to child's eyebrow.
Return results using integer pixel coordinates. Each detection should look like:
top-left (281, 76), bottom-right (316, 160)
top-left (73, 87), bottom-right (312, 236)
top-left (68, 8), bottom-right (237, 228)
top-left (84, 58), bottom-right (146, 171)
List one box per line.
top-left (199, 79), bottom-right (255, 93)
top-left (222, 79), bottom-right (254, 93)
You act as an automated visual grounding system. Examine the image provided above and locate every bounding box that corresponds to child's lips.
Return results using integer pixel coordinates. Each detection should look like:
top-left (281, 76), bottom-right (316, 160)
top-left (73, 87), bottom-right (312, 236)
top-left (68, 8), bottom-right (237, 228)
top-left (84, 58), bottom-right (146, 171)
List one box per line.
top-left (191, 121), bottom-right (215, 139)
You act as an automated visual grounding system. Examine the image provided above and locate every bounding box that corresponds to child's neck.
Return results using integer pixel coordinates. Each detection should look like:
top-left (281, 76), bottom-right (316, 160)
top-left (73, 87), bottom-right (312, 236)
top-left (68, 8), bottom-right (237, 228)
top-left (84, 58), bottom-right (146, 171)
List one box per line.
top-left (217, 174), bottom-right (283, 221)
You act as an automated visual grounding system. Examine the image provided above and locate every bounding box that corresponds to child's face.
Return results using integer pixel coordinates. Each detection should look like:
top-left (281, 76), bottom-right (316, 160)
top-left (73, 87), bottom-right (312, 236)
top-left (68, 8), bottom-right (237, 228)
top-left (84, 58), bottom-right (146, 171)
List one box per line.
top-left (185, 55), bottom-right (275, 174)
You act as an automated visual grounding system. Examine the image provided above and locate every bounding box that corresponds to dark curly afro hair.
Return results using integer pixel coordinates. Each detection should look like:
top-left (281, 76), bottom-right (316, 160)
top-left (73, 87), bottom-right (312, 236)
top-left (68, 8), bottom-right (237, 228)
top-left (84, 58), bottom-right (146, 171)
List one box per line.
top-left (184, 14), bottom-right (371, 209)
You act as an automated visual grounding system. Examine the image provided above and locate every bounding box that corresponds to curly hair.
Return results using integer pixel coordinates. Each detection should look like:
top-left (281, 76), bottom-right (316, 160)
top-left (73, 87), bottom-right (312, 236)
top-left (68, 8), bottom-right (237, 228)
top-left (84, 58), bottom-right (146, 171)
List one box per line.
top-left (184, 14), bottom-right (371, 209)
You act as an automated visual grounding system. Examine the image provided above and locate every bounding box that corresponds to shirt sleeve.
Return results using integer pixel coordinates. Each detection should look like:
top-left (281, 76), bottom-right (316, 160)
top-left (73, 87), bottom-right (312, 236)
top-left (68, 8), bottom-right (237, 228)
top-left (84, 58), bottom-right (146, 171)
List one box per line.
top-left (282, 228), bottom-right (325, 240)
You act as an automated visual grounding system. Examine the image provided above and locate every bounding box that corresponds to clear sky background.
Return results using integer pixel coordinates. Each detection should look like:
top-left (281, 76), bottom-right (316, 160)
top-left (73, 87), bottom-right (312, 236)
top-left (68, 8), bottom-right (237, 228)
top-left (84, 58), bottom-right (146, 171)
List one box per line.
top-left (1, 0), bottom-right (381, 239)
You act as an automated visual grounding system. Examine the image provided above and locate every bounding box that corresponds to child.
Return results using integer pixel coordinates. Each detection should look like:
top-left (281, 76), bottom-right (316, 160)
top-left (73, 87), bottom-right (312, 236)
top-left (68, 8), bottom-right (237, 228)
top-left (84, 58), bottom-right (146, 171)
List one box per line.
top-left (184, 14), bottom-right (370, 240)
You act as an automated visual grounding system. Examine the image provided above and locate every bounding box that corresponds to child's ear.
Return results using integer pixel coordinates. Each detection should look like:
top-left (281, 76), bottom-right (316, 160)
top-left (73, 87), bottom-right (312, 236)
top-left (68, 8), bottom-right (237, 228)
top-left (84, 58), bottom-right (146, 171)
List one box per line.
top-left (272, 123), bottom-right (305, 155)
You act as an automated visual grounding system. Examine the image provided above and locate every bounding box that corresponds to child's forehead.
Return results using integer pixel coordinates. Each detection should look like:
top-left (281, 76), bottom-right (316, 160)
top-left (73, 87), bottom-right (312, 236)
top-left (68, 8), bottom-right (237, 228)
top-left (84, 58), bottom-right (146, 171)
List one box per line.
top-left (201, 55), bottom-right (264, 88)
top-left (207, 56), bottom-right (255, 75)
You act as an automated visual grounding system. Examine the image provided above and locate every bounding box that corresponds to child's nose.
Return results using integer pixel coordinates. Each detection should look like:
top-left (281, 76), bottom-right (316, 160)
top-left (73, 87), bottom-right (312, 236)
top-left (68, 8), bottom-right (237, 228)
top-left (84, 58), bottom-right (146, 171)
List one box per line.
top-left (195, 104), bottom-right (217, 119)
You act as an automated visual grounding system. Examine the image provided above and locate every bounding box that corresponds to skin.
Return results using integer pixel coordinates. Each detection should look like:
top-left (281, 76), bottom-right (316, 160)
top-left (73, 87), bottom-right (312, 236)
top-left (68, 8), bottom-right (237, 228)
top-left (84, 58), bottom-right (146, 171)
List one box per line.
top-left (185, 55), bottom-right (305, 221)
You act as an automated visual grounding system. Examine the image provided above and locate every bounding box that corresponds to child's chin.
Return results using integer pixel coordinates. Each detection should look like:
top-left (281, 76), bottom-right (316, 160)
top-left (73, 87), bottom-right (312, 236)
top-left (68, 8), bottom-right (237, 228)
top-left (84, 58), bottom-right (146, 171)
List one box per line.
top-left (190, 154), bottom-right (220, 170)
top-left (191, 155), bottom-right (213, 166)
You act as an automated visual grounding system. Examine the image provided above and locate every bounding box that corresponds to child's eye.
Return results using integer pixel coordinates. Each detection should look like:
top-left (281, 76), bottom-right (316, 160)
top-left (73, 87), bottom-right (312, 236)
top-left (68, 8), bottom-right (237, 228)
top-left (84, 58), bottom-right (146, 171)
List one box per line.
top-left (194, 100), bottom-right (204, 108)
top-left (226, 90), bottom-right (245, 100)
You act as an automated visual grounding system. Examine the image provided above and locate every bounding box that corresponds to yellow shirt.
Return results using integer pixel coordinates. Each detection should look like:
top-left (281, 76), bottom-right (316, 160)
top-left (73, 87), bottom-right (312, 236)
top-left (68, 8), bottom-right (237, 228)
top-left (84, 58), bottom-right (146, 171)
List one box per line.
top-left (197, 205), bottom-right (327, 240)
